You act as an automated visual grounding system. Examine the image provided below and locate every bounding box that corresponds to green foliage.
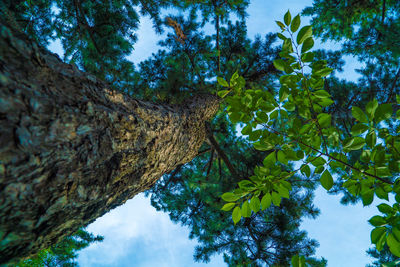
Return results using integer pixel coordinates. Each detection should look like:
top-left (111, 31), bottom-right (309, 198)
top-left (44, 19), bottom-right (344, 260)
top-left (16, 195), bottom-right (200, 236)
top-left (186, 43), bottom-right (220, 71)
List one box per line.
top-left (218, 11), bottom-right (400, 261)
top-left (16, 228), bottom-right (103, 267)
top-left (149, 114), bottom-right (325, 266)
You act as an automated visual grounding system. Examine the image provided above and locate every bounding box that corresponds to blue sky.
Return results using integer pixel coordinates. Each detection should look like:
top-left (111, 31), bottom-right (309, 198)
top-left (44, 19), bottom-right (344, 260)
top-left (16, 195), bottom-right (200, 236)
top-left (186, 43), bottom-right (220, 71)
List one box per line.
top-left (45, 0), bottom-right (383, 266)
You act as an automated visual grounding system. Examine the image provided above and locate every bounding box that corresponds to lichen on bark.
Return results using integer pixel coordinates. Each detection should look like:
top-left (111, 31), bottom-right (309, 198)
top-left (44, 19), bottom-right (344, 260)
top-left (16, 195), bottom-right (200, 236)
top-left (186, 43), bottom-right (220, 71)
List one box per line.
top-left (0, 20), bottom-right (220, 264)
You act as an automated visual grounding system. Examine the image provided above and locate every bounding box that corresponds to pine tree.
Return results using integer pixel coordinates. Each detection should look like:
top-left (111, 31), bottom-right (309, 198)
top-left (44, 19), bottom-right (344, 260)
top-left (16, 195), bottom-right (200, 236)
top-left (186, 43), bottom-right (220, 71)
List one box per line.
top-left (16, 228), bottom-right (103, 267)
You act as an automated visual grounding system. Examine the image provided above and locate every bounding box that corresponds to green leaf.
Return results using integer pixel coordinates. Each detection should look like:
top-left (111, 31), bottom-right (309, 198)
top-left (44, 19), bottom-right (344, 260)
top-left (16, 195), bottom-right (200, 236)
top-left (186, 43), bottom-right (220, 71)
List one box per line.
top-left (275, 20), bottom-right (286, 30)
top-left (230, 70), bottom-right (239, 84)
top-left (273, 59), bottom-right (286, 72)
top-left (291, 15), bottom-right (301, 32)
top-left (301, 37), bottom-right (314, 53)
top-left (317, 113), bottom-right (331, 128)
top-left (271, 191), bottom-right (281, 206)
top-left (378, 167), bottom-right (394, 178)
top-left (261, 193), bottom-right (272, 210)
top-left (291, 255), bottom-right (300, 267)
top-left (375, 104), bottom-right (393, 123)
top-left (229, 112), bottom-right (240, 123)
top-left (250, 196), bottom-right (261, 213)
top-left (344, 137), bottom-right (365, 151)
top-left (319, 97), bottom-right (334, 107)
top-left (376, 230), bottom-right (387, 251)
top-left (284, 10), bottom-right (291, 26)
top-left (352, 106), bottom-right (368, 123)
top-left (254, 141), bottom-right (273, 151)
top-left (256, 111), bottom-right (269, 123)
top-left (217, 90), bottom-right (230, 98)
top-left (351, 123), bottom-right (368, 136)
top-left (387, 234), bottom-right (400, 257)
top-left (291, 254), bottom-right (306, 267)
top-left (310, 156), bottom-right (326, 167)
top-left (371, 227), bottom-right (386, 244)
top-left (241, 201), bottom-right (251, 218)
top-left (377, 203), bottom-right (393, 214)
top-left (366, 131), bottom-right (377, 147)
top-left (236, 76), bottom-right (245, 89)
top-left (296, 25), bottom-right (312, 44)
top-left (301, 164), bottom-right (311, 177)
top-left (376, 185), bottom-right (389, 200)
top-left (278, 150), bottom-right (288, 164)
top-left (282, 38), bottom-right (294, 53)
top-left (277, 33), bottom-right (286, 40)
top-left (365, 99), bottom-right (378, 120)
top-left (279, 86), bottom-right (290, 102)
top-left (296, 150), bottom-right (304, 160)
top-left (320, 170), bottom-right (333, 190)
top-left (249, 129), bottom-right (262, 141)
top-left (238, 180), bottom-right (255, 189)
top-left (241, 124), bottom-right (252, 135)
top-left (313, 89), bottom-right (331, 98)
top-left (263, 152), bottom-right (276, 167)
top-left (232, 206), bottom-right (241, 224)
top-left (283, 101), bottom-right (295, 111)
top-left (222, 192), bottom-right (240, 202)
top-left (369, 215), bottom-right (387, 227)
top-left (314, 67), bottom-right (333, 77)
top-left (217, 77), bottom-right (229, 87)
top-left (382, 260), bottom-right (400, 267)
top-left (393, 228), bottom-right (400, 242)
top-left (221, 203), bottom-right (236, 211)
top-left (301, 52), bottom-right (314, 62)
top-left (278, 185), bottom-right (290, 198)
top-left (361, 189), bottom-right (374, 206)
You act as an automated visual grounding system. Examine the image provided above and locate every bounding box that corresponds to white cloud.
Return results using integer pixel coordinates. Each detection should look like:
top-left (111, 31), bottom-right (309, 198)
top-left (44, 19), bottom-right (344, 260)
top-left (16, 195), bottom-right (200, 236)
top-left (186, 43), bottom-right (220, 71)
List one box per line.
top-left (77, 194), bottom-right (225, 267)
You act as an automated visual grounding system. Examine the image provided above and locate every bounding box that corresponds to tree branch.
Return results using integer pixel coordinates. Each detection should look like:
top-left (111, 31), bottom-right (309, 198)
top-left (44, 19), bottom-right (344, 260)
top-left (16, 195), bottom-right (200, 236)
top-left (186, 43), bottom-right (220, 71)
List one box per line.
top-left (74, 0), bottom-right (102, 55)
top-left (264, 125), bottom-right (394, 185)
top-left (206, 149), bottom-right (215, 179)
top-left (381, 0), bottom-right (386, 24)
top-left (205, 122), bottom-right (240, 180)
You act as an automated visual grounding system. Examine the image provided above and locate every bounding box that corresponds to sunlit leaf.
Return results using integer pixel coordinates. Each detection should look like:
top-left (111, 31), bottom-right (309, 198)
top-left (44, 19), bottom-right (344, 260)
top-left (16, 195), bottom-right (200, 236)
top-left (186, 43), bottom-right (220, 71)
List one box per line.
top-left (232, 206), bottom-right (241, 224)
top-left (296, 25), bottom-right (312, 44)
top-left (284, 10), bottom-right (291, 26)
top-left (291, 15), bottom-right (301, 32)
top-left (221, 203), bottom-right (236, 211)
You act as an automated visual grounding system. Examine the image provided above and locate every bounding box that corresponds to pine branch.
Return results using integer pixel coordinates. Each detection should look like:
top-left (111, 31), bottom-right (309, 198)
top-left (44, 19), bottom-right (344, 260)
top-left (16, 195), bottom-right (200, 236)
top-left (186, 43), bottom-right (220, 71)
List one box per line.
top-left (205, 122), bottom-right (240, 180)
top-left (385, 66), bottom-right (400, 103)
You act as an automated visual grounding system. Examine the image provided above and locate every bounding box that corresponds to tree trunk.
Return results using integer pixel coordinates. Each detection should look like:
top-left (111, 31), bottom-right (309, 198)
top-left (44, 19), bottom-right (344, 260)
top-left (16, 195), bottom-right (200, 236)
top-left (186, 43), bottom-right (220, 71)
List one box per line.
top-left (0, 22), bottom-right (220, 264)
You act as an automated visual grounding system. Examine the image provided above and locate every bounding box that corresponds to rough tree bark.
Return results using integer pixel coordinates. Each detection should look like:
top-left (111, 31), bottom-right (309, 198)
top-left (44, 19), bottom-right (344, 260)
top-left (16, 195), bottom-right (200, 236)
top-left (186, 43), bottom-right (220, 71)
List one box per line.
top-left (0, 21), bottom-right (220, 264)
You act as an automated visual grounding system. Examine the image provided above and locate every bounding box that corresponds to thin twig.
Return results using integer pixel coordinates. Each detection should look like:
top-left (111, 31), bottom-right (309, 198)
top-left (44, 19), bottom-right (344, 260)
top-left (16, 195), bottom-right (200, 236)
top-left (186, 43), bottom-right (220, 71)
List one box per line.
top-left (264, 125), bottom-right (393, 185)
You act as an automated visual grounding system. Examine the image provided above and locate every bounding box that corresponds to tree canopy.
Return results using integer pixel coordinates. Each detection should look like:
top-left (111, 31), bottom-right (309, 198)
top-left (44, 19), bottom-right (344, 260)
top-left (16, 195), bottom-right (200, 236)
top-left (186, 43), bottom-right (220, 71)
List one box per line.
top-left (1, 0), bottom-right (400, 266)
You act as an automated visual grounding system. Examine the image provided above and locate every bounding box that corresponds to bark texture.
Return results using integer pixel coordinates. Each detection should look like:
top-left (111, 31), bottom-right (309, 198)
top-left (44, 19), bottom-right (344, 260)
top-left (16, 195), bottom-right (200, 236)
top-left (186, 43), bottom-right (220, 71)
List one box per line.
top-left (0, 22), bottom-right (220, 264)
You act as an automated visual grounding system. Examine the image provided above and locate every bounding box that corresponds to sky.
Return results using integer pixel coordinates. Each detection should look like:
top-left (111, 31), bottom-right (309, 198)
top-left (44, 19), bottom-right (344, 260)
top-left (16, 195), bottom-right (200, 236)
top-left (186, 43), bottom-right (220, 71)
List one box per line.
top-left (48, 0), bottom-right (381, 266)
